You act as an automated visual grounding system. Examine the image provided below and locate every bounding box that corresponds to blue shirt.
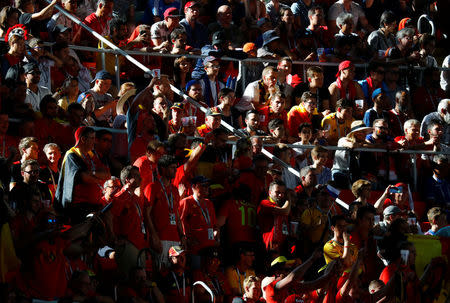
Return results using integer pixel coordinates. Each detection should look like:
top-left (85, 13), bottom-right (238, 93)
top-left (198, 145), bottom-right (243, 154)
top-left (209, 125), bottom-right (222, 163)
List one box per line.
top-left (179, 18), bottom-right (209, 49)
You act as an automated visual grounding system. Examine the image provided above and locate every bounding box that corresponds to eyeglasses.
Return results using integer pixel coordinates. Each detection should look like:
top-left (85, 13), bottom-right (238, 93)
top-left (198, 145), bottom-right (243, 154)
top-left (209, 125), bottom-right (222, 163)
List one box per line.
top-left (207, 65), bottom-right (220, 69)
top-left (24, 169), bottom-right (39, 174)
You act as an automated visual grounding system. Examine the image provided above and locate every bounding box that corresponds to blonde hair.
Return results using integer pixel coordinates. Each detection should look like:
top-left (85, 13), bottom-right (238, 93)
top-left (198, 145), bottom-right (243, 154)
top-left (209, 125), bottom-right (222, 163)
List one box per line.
top-left (243, 275), bottom-right (260, 292)
top-left (351, 179), bottom-right (371, 197)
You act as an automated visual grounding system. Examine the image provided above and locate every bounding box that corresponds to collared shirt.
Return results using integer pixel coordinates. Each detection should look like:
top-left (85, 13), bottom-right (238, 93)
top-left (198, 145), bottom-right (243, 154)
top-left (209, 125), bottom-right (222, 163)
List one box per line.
top-left (25, 86), bottom-right (52, 112)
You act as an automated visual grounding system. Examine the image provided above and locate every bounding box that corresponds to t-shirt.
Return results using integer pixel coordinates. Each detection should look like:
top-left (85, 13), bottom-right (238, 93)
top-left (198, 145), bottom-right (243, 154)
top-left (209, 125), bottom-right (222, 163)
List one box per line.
top-left (224, 266), bottom-right (256, 296)
top-left (300, 207), bottom-right (328, 244)
top-left (323, 239), bottom-right (358, 272)
top-left (263, 279), bottom-right (289, 303)
top-left (150, 21), bottom-right (170, 42)
top-left (257, 199), bottom-right (289, 250)
top-left (218, 199), bottom-right (258, 245)
top-left (84, 13), bottom-right (110, 44)
top-left (179, 195), bottom-right (217, 254)
top-left (158, 270), bottom-right (191, 303)
top-left (110, 188), bottom-right (147, 250)
top-left (133, 156), bottom-right (158, 192)
top-left (144, 180), bottom-right (181, 242)
top-left (321, 113), bottom-right (353, 144)
top-left (287, 103), bottom-right (320, 137)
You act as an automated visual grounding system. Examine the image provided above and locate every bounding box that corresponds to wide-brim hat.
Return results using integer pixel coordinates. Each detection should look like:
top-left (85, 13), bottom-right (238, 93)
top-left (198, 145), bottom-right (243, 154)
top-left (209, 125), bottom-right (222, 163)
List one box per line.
top-left (116, 88), bottom-right (137, 115)
top-left (347, 120), bottom-right (372, 137)
top-left (262, 30), bottom-right (280, 47)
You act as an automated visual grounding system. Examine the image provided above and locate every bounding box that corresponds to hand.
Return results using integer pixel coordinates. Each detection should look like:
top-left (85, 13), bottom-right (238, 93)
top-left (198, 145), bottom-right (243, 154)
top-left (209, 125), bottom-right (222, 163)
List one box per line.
top-left (343, 231), bottom-right (350, 244)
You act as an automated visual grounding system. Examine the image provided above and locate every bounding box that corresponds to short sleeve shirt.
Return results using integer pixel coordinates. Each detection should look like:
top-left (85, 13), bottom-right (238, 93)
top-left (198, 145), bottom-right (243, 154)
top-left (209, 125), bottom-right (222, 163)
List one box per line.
top-left (150, 21), bottom-right (170, 41)
top-left (328, 0), bottom-right (365, 28)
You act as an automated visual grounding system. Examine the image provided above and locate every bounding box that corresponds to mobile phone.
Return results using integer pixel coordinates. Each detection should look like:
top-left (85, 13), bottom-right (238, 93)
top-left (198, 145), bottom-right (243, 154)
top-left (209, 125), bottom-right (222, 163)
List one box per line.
top-left (389, 186), bottom-right (403, 194)
top-left (400, 249), bottom-right (409, 265)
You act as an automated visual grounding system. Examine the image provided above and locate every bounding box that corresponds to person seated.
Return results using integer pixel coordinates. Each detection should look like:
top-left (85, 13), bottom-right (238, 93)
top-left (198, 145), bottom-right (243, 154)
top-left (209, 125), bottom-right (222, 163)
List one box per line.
top-left (207, 5), bottom-right (245, 49)
top-left (375, 205), bottom-right (402, 235)
top-left (133, 140), bottom-right (165, 192)
top-left (66, 270), bottom-right (114, 303)
top-left (307, 6), bottom-right (333, 49)
top-left (10, 136), bottom-right (40, 190)
top-left (241, 110), bottom-right (267, 137)
top-left (387, 90), bottom-right (414, 138)
top-left (179, 1), bottom-right (208, 49)
top-left (39, 143), bottom-right (61, 201)
top-left (214, 88), bottom-right (242, 129)
top-left (385, 28), bottom-right (420, 65)
top-left (424, 155), bottom-right (450, 209)
top-left (196, 107), bottom-right (222, 138)
top-left (420, 99), bottom-right (449, 146)
top-left (363, 88), bottom-right (390, 127)
top-left (268, 119), bottom-right (288, 145)
top-left (199, 56), bottom-right (225, 108)
top-left (292, 123), bottom-right (313, 169)
top-left (367, 10), bottom-right (397, 53)
top-left (288, 91), bottom-right (321, 138)
top-left (309, 145), bottom-right (331, 185)
top-left (100, 176), bottom-right (121, 205)
top-left (293, 66), bottom-right (330, 114)
top-left (224, 245), bottom-right (257, 297)
top-left (83, 0), bottom-right (114, 46)
top-left (321, 98), bottom-right (355, 146)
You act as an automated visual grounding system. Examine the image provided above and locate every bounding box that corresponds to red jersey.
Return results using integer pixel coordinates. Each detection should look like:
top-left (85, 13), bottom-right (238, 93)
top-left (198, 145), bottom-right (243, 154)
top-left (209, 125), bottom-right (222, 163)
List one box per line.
top-left (218, 199), bottom-right (258, 245)
top-left (173, 164), bottom-right (192, 199)
top-left (111, 188), bottom-right (147, 250)
top-left (287, 104), bottom-right (316, 137)
top-left (257, 199), bottom-right (289, 250)
top-left (179, 195), bottom-right (217, 254)
top-left (258, 106), bottom-right (288, 131)
top-left (84, 13), bottom-right (110, 45)
top-left (133, 155), bottom-right (158, 192)
top-left (264, 279), bottom-right (289, 303)
top-left (144, 180), bottom-right (181, 242)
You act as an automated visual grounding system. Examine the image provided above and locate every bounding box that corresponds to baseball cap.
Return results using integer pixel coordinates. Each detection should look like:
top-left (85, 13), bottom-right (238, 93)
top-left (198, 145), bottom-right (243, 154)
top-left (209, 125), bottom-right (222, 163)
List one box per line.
top-left (91, 70), bottom-right (113, 83)
top-left (191, 175), bottom-right (210, 185)
top-left (170, 102), bottom-right (184, 110)
top-left (212, 31), bottom-right (226, 45)
top-left (383, 205), bottom-right (401, 216)
top-left (336, 60), bottom-right (354, 77)
top-left (184, 1), bottom-right (200, 10)
top-left (168, 245), bottom-right (185, 257)
top-left (270, 256), bottom-right (295, 267)
top-left (205, 107), bottom-right (222, 116)
top-left (23, 62), bottom-right (39, 74)
top-left (203, 56), bottom-right (219, 65)
top-left (371, 88), bottom-right (384, 100)
top-left (164, 7), bottom-right (182, 19)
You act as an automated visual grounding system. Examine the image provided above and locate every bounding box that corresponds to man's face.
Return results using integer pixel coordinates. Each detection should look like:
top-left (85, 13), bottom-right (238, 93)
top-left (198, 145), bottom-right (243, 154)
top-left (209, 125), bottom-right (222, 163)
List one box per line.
top-left (205, 61), bottom-right (220, 77)
top-left (309, 9), bottom-right (324, 25)
top-left (270, 126), bottom-right (285, 139)
top-left (193, 182), bottom-right (209, 198)
top-left (188, 84), bottom-right (203, 100)
top-left (277, 60), bottom-right (292, 77)
top-left (252, 137), bottom-right (263, 154)
top-left (206, 115), bottom-right (222, 129)
top-left (385, 21), bottom-right (397, 34)
top-left (263, 71), bottom-right (278, 87)
top-left (308, 72), bottom-right (323, 88)
top-left (115, 24), bottom-right (128, 41)
top-left (63, 0), bottom-right (78, 12)
top-left (302, 171), bottom-right (316, 187)
top-left (299, 127), bottom-right (312, 142)
top-left (340, 20), bottom-right (353, 35)
top-left (313, 152), bottom-right (328, 166)
top-left (213, 133), bottom-right (227, 149)
top-left (45, 147), bottom-right (61, 165)
top-left (428, 124), bottom-right (443, 140)
top-left (10, 38), bottom-right (25, 56)
top-left (374, 93), bottom-right (388, 109)
top-left (166, 16), bottom-right (180, 28)
top-left (339, 107), bottom-right (353, 120)
top-left (171, 253), bottom-right (186, 268)
top-left (127, 168), bottom-right (141, 188)
top-left (218, 7), bottom-right (233, 24)
top-left (0, 114), bottom-right (9, 134)
top-left (185, 6), bottom-right (199, 21)
top-left (303, 98), bottom-right (317, 114)
top-left (359, 212), bottom-right (375, 232)
top-left (45, 102), bottom-right (58, 118)
top-left (245, 113), bottom-right (260, 131)
top-left (371, 67), bottom-right (385, 82)
top-left (154, 97), bottom-right (168, 114)
top-left (270, 97), bottom-right (284, 113)
top-left (96, 134), bottom-right (113, 153)
top-left (26, 69), bottom-right (41, 84)
top-left (405, 124), bottom-right (420, 141)
top-left (163, 163), bottom-right (178, 179)
top-left (99, 1), bottom-right (114, 18)
top-left (373, 121), bottom-right (388, 139)
top-left (82, 132), bottom-right (96, 151)
top-left (96, 79), bottom-right (112, 94)
top-left (104, 178), bottom-right (121, 197)
top-left (172, 108), bottom-right (184, 121)
top-left (24, 142), bottom-right (39, 160)
top-left (246, 281), bottom-right (261, 299)
top-left (340, 67), bottom-right (355, 80)
top-left (173, 33), bottom-right (187, 48)
top-left (269, 184), bottom-right (286, 204)
top-left (22, 164), bottom-right (39, 184)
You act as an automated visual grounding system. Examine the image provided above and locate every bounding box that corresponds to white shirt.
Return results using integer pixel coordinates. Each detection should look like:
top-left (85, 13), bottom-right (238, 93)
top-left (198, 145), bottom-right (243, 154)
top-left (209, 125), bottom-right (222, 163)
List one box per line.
top-left (328, 0), bottom-right (365, 28)
top-left (25, 86), bottom-right (52, 112)
top-left (440, 55), bottom-right (450, 92)
top-left (235, 80), bottom-right (280, 112)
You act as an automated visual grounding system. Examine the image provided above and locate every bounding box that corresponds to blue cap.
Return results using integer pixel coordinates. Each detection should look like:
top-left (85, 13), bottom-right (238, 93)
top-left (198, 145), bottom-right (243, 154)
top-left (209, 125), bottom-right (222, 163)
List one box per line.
top-left (203, 56), bottom-right (218, 65)
top-left (91, 70), bottom-right (113, 83)
top-left (371, 88), bottom-right (383, 100)
top-left (262, 30), bottom-right (280, 47)
top-left (191, 175), bottom-right (210, 185)
top-left (185, 79), bottom-right (200, 91)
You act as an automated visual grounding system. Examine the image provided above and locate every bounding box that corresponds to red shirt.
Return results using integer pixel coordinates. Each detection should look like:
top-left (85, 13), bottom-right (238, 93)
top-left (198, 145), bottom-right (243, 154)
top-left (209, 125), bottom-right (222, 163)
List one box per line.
top-left (71, 152), bottom-right (103, 205)
top-left (173, 164), bottom-right (192, 199)
top-left (84, 13), bottom-right (110, 45)
top-left (133, 155), bottom-right (158, 192)
top-left (144, 180), bottom-right (181, 242)
top-left (179, 195), bottom-right (217, 254)
top-left (111, 188), bottom-right (147, 250)
top-left (24, 237), bottom-right (70, 300)
top-left (264, 279), bottom-right (289, 303)
top-left (287, 104), bottom-right (315, 137)
top-left (257, 199), bottom-right (289, 250)
top-left (218, 199), bottom-right (258, 245)
top-left (130, 136), bottom-right (151, 164)
top-left (258, 106), bottom-right (288, 131)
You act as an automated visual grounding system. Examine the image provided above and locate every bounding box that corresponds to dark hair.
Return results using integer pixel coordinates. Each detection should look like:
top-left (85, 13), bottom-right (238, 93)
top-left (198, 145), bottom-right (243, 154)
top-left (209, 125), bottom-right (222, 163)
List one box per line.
top-left (356, 205), bottom-right (376, 222)
top-left (298, 122), bottom-right (312, 133)
top-left (109, 18), bottom-right (126, 36)
top-left (301, 91), bottom-right (316, 103)
top-left (21, 159), bottom-right (39, 172)
top-left (368, 61), bottom-right (383, 73)
top-left (212, 127), bottom-right (228, 137)
top-left (379, 10), bottom-right (396, 28)
top-left (331, 215), bottom-right (346, 226)
top-left (158, 154), bottom-right (178, 170)
top-left (419, 33), bottom-right (436, 48)
top-left (120, 165), bottom-right (139, 184)
top-left (67, 102), bottom-right (84, 113)
top-left (245, 109), bottom-right (260, 120)
top-left (268, 118), bottom-right (284, 131)
top-left (336, 98), bottom-right (354, 110)
top-left (0, 6), bottom-right (19, 31)
top-left (170, 28), bottom-right (187, 41)
top-left (39, 95), bottom-right (57, 113)
top-left (269, 179), bottom-right (286, 191)
top-left (95, 129), bottom-right (112, 140)
top-left (218, 87), bottom-right (234, 99)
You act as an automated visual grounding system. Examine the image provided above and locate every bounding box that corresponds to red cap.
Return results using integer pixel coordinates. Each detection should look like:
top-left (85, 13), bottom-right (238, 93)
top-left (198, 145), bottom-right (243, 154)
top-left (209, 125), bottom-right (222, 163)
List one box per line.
top-left (184, 1), bottom-right (199, 11)
top-left (74, 126), bottom-right (86, 147)
top-left (164, 7), bottom-right (181, 19)
top-left (336, 60), bottom-right (354, 77)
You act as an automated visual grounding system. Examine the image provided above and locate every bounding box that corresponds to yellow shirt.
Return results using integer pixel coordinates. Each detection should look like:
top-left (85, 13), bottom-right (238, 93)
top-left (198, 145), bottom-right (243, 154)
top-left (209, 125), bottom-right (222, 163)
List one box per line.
top-left (321, 112), bottom-right (354, 144)
top-left (323, 239), bottom-right (358, 272)
top-left (300, 207), bottom-right (328, 244)
top-left (225, 266), bottom-right (256, 295)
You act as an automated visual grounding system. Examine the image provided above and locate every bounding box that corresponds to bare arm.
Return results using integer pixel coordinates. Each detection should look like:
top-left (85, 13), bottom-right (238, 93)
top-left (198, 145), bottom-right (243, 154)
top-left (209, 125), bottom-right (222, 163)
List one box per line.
top-left (31, 0), bottom-right (58, 20)
top-left (339, 248), bottom-right (363, 298)
top-left (373, 185), bottom-right (394, 213)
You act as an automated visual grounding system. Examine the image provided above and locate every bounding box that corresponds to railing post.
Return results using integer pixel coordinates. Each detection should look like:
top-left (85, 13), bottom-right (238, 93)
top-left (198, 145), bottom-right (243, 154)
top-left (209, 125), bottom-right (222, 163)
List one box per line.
top-left (411, 154), bottom-right (417, 191)
top-left (101, 40), bottom-right (106, 71)
top-left (115, 53), bottom-right (120, 88)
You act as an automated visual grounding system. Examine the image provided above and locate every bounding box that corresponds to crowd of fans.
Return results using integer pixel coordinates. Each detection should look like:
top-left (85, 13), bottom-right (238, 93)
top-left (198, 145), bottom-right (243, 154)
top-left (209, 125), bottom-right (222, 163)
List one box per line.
top-left (0, 0), bottom-right (450, 302)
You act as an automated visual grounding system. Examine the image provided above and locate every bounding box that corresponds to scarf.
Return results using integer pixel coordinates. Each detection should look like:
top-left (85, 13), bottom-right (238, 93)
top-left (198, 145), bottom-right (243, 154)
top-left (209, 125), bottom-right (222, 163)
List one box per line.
top-left (365, 77), bottom-right (380, 99)
top-left (336, 77), bottom-right (356, 100)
